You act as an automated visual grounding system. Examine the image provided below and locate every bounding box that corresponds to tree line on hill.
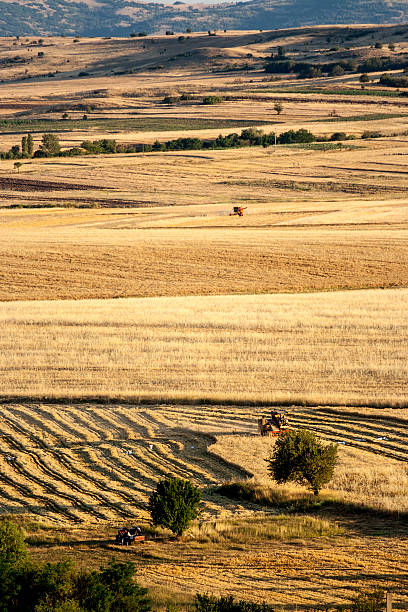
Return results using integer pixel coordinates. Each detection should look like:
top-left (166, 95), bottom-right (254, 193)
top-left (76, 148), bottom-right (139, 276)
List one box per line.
top-left (265, 54), bottom-right (408, 79)
top-left (1, 127), bottom-right (361, 162)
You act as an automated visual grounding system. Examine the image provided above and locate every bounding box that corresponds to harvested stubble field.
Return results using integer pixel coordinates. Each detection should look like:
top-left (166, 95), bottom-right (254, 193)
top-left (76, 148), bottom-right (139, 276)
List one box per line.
top-left (0, 399), bottom-right (407, 608)
top-left (1, 26), bottom-right (408, 609)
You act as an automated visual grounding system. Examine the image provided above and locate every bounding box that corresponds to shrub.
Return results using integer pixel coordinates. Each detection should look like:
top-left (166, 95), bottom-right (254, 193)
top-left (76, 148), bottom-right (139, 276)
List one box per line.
top-left (379, 73), bottom-right (408, 88)
top-left (277, 129), bottom-right (315, 144)
top-left (76, 561), bottom-right (151, 612)
top-left (359, 73), bottom-right (370, 83)
top-left (268, 429), bottom-right (338, 495)
top-left (40, 133), bottom-right (60, 156)
top-left (338, 588), bottom-right (385, 612)
top-left (0, 519), bottom-right (28, 568)
top-left (361, 130), bottom-right (382, 139)
top-left (274, 101), bottom-right (283, 115)
top-left (330, 132), bottom-right (347, 141)
top-left (202, 95), bottom-right (223, 105)
top-left (148, 477), bottom-right (201, 536)
top-left (195, 594), bottom-right (274, 612)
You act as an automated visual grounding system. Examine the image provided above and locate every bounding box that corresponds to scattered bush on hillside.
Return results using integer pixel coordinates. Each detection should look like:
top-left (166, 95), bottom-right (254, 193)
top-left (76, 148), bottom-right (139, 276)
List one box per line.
top-left (268, 429), bottom-right (338, 495)
top-left (338, 588), bottom-right (385, 612)
top-left (265, 55), bottom-right (408, 77)
top-left (148, 477), bottom-right (201, 536)
top-left (379, 73), bottom-right (408, 88)
top-left (195, 594), bottom-right (274, 612)
top-left (202, 95), bottom-right (223, 105)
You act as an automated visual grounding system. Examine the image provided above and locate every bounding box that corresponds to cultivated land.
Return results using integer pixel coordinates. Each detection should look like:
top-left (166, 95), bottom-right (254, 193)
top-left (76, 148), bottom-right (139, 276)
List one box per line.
top-left (0, 25), bottom-right (407, 610)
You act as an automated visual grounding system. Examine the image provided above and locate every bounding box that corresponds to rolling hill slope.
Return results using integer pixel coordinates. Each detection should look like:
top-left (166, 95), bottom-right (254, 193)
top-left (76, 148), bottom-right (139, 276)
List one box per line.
top-left (2, 0), bottom-right (408, 37)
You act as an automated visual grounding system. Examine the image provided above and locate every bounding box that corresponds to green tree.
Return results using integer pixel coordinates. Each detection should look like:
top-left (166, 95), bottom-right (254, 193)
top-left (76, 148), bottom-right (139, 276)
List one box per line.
top-left (14, 161), bottom-right (23, 172)
top-left (148, 477), bottom-right (201, 536)
top-left (27, 133), bottom-right (34, 156)
top-left (268, 429), bottom-right (338, 495)
top-left (195, 594), bottom-right (274, 612)
top-left (40, 133), bottom-right (60, 157)
top-left (0, 519), bottom-right (29, 611)
top-left (0, 519), bottom-right (28, 568)
top-left (202, 95), bottom-right (223, 105)
top-left (21, 135), bottom-right (28, 156)
top-left (359, 73), bottom-right (370, 83)
top-left (76, 561), bottom-right (150, 612)
top-left (274, 101), bottom-right (283, 115)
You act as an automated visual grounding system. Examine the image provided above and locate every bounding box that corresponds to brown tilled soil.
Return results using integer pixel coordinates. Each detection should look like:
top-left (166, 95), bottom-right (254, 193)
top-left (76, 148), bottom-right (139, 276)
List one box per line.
top-left (0, 177), bottom-right (106, 192)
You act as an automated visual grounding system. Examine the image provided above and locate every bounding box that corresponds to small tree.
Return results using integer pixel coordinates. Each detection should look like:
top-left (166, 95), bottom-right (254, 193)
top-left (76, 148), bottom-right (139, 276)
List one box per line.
top-left (14, 161), bottom-right (23, 172)
top-left (27, 133), bottom-right (34, 156)
top-left (21, 135), bottom-right (28, 156)
top-left (148, 477), bottom-right (201, 536)
top-left (274, 101), bottom-right (283, 115)
top-left (268, 429), bottom-right (338, 495)
top-left (359, 73), bottom-right (370, 83)
top-left (40, 133), bottom-right (60, 157)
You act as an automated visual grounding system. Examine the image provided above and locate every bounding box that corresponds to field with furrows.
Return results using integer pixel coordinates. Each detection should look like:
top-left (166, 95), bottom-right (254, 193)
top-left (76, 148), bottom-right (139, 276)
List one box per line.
top-left (0, 402), bottom-right (407, 525)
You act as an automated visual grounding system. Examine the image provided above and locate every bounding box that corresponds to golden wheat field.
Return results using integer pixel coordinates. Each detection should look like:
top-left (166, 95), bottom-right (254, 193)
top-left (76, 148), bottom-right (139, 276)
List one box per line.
top-left (0, 289), bottom-right (407, 404)
top-left (1, 25), bottom-right (408, 609)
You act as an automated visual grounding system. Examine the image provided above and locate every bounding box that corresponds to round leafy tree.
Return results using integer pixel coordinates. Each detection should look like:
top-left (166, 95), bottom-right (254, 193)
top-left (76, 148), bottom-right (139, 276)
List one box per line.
top-left (268, 429), bottom-right (338, 495)
top-left (148, 477), bottom-right (201, 536)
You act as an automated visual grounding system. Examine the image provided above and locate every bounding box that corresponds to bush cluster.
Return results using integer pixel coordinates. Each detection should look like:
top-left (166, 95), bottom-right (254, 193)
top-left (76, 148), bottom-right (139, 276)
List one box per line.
top-left (265, 55), bottom-right (408, 78)
top-left (0, 520), bottom-right (150, 612)
top-left (379, 73), bottom-right (408, 88)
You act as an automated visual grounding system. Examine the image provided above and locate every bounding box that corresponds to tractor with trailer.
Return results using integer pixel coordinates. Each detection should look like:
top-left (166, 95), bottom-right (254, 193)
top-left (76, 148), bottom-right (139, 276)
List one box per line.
top-left (258, 411), bottom-right (290, 436)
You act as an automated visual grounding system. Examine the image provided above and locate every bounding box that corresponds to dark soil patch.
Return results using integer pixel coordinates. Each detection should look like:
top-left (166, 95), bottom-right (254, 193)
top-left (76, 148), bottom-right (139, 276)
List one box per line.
top-left (0, 177), bottom-right (106, 192)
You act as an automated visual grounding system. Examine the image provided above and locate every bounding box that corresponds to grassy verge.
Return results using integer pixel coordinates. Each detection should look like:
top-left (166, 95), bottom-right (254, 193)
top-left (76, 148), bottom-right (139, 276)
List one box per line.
top-left (216, 481), bottom-right (408, 522)
top-left (287, 142), bottom-right (363, 150)
top-left (0, 117), bottom-right (275, 134)
top-left (251, 87), bottom-right (402, 97)
top-left (188, 515), bottom-right (342, 542)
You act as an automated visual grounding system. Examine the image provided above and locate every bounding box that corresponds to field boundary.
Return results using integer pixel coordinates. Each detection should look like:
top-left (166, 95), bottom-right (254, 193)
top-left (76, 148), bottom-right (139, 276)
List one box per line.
top-left (1, 394), bottom-right (407, 410)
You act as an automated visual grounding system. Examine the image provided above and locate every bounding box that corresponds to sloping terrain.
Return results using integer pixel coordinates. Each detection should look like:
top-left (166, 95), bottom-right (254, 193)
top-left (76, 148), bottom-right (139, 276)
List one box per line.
top-left (2, 0), bottom-right (408, 36)
top-left (0, 401), bottom-right (406, 525)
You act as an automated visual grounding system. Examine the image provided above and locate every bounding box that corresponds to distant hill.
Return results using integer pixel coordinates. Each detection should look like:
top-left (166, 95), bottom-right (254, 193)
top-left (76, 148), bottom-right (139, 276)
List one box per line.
top-left (2, 0), bottom-right (408, 37)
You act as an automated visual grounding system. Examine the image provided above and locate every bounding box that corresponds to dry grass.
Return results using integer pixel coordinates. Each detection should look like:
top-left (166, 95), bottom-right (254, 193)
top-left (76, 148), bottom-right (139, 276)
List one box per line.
top-left (0, 289), bottom-right (407, 404)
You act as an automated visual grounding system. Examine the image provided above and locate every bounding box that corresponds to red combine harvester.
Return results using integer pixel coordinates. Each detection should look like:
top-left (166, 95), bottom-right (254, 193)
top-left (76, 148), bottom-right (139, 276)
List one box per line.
top-left (258, 411), bottom-right (290, 436)
top-left (230, 206), bottom-right (247, 217)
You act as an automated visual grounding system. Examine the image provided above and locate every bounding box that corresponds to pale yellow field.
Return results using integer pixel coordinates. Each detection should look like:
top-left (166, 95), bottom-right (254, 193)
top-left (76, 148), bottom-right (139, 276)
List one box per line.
top-left (0, 288), bottom-right (407, 405)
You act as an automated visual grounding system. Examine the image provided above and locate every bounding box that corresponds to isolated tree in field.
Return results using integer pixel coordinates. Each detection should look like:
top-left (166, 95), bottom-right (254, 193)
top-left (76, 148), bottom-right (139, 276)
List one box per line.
top-left (148, 477), bottom-right (201, 536)
top-left (268, 429), bottom-right (338, 495)
top-left (14, 161), bottom-right (23, 172)
top-left (40, 133), bottom-right (60, 156)
top-left (274, 101), bottom-right (283, 115)
top-left (359, 73), bottom-right (370, 83)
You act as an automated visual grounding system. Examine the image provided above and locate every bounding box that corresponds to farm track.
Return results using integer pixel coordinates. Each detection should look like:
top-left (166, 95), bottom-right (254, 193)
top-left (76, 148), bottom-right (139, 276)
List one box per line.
top-left (0, 403), bottom-right (406, 524)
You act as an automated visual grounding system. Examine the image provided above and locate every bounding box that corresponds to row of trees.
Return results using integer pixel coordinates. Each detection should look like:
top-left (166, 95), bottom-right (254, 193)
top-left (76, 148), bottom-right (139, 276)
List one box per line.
top-left (0, 133), bottom-right (60, 160)
top-left (4, 128), bottom-right (344, 163)
top-left (265, 54), bottom-right (408, 78)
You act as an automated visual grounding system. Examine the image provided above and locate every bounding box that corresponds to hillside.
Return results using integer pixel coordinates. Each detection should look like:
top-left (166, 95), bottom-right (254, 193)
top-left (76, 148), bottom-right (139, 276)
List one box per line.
top-left (2, 0), bottom-right (408, 37)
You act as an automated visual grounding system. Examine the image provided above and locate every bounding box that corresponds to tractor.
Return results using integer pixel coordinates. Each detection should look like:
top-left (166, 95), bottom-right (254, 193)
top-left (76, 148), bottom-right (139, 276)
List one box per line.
top-left (258, 411), bottom-right (290, 436)
top-left (230, 206), bottom-right (247, 217)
